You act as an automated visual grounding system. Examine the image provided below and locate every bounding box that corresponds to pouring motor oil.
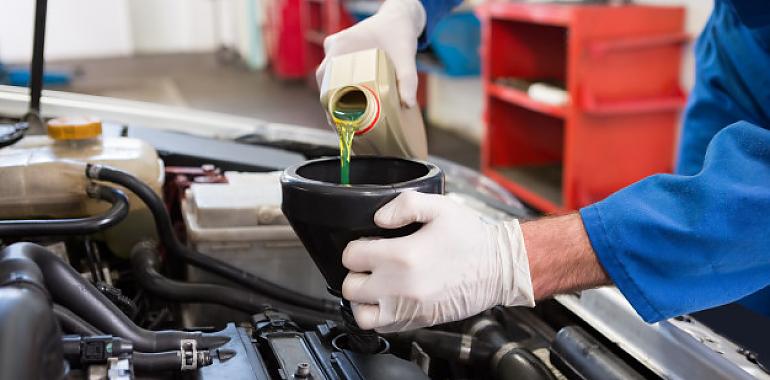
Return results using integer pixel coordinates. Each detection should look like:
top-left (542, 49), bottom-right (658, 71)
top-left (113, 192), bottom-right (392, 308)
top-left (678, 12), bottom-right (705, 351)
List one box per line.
top-left (319, 48), bottom-right (428, 184)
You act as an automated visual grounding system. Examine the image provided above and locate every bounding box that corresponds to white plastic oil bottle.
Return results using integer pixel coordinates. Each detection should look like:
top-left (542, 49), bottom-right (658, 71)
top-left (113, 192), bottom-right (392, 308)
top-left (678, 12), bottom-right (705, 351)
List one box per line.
top-left (319, 48), bottom-right (428, 160)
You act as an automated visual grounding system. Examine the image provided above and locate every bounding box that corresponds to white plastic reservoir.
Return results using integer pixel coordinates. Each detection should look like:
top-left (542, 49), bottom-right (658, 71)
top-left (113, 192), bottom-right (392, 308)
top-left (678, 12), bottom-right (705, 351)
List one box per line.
top-left (0, 117), bottom-right (164, 256)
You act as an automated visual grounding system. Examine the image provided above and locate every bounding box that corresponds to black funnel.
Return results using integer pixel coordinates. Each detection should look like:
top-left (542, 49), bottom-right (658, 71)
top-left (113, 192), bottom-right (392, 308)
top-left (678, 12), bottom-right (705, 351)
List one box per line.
top-left (280, 156), bottom-right (444, 298)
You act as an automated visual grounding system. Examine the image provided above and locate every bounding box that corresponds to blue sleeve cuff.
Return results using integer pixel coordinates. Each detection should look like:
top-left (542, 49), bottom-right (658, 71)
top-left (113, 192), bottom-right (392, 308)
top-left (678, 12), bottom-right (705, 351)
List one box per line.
top-left (580, 205), bottom-right (665, 323)
top-left (418, 0), bottom-right (463, 49)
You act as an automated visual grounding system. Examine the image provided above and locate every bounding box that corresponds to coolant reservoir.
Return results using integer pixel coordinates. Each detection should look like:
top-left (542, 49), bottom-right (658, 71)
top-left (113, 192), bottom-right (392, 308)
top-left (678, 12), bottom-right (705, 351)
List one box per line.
top-left (0, 117), bottom-right (163, 257)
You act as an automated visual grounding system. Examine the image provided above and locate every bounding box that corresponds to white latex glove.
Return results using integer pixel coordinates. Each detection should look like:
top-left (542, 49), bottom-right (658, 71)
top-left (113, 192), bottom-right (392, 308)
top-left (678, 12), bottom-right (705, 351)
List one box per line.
top-left (315, 0), bottom-right (426, 107)
top-left (342, 192), bottom-right (535, 333)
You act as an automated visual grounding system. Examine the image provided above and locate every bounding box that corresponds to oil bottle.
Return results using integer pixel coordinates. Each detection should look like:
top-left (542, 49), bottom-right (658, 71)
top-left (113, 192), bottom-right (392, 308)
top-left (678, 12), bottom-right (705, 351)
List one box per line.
top-left (319, 48), bottom-right (428, 161)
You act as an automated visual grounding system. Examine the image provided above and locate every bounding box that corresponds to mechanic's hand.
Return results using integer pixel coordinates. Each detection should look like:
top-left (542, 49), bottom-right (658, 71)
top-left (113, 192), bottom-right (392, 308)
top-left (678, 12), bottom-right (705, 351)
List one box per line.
top-left (342, 192), bottom-right (535, 333)
top-left (315, 0), bottom-right (426, 107)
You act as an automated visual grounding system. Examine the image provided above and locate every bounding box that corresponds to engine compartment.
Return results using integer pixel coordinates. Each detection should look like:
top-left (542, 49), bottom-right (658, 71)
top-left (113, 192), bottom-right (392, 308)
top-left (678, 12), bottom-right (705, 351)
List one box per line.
top-left (0, 117), bottom-right (637, 380)
top-left (0, 237), bottom-right (638, 380)
top-left (0, 90), bottom-right (767, 379)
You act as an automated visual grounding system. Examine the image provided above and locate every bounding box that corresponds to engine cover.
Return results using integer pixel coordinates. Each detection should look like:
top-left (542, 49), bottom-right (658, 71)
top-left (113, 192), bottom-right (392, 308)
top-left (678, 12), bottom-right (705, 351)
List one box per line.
top-left (195, 311), bottom-right (428, 380)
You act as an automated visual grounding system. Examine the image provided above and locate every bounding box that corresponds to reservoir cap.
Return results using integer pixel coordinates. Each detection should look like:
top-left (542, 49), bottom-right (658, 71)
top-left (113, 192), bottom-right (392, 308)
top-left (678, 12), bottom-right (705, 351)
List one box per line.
top-left (47, 117), bottom-right (102, 140)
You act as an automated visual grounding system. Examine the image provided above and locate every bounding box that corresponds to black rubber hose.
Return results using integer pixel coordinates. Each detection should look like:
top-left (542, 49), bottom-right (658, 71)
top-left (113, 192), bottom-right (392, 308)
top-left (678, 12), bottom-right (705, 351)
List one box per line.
top-left (466, 316), bottom-right (509, 348)
top-left (390, 317), bottom-right (556, 380)
top-left (0, 250), bottom-right (67, 380)
top-left (0, 185), bottom-right (129, 237)
top-left (87, 164), bottom-right (338, 314)
top-left (54, 304), bottom-right (103, 336)
top-left (133, 351), bottom-right (184, 372)
top-left (496, 348), bottom-right (557, 380)
top-left (465, 316), bottom-right (555, 379)
top-left (96, 282), bottom-right (139, 320)
top-left (62, 336), bottom-right (210, 373)
top-left (61, 336), bottom-right (83, 361)
top-left (133, 351), bottom-right (213, 373)
top-left (130, 242), bottom-right (338, 326)
top-left (407, 330), bottom-right (493, 364)
top-left (0, 243), bottom-right (229, 352)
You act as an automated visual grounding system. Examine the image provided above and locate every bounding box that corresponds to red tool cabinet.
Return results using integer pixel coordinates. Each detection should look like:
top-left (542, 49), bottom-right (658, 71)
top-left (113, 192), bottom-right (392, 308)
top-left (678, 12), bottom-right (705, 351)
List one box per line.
top-left (302, 0), bottom-right (354, 81)
top-left (477, 3), bottom-right (687, 213)
top-left (263, 0), bottom-right (307, 79)
top-left (263, 0), bottom-right (353, 79)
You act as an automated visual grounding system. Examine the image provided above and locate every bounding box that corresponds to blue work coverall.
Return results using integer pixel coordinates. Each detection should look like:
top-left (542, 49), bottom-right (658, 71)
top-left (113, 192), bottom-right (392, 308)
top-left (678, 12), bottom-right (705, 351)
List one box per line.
top-left (420, 0), bottom-right (770, 321)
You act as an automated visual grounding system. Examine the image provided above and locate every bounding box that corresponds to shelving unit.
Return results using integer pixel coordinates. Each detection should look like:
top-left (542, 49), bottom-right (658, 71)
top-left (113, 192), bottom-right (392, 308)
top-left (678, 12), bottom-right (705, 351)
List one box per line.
top-left (477, 3), bottom-right (687, 213)
top-left (487, 83), bottom-right (566, 118)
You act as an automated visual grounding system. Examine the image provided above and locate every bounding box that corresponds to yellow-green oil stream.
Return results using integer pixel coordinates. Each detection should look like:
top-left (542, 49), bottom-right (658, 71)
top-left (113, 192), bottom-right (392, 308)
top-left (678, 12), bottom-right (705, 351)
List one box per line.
top-left (332, 107), bottom-right (365, 184)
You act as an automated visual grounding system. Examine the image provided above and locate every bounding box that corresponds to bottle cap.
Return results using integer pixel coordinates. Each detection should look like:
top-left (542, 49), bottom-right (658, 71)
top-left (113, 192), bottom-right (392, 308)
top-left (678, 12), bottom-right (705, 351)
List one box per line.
top-left (47, 117), bottom-right (102, 140)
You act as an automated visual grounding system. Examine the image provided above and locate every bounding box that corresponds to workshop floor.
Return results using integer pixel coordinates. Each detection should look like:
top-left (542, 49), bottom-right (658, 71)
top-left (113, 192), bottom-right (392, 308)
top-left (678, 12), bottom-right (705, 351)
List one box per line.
top-left (45, 52), bottom-right (480, 169)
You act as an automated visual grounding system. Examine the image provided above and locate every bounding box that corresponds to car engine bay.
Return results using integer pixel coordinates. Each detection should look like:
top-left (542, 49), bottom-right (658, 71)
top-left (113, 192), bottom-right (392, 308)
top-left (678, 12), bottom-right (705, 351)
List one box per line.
top-left (0, 83), bottom-right (768, 380)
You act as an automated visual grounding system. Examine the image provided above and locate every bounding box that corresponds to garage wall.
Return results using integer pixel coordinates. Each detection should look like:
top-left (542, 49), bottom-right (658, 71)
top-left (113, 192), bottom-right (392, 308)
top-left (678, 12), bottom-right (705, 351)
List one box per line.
top-left (0, 0), bottom-right (134, 62)
top-left (128, 0), bottom-right (218, 53)
top-left (0, 0), bottom-right (261, 65)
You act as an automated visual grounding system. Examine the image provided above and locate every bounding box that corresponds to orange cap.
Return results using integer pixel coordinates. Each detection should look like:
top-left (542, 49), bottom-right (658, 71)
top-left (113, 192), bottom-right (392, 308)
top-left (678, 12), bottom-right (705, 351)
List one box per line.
top-left (47, 117), bottom-right (102, 140)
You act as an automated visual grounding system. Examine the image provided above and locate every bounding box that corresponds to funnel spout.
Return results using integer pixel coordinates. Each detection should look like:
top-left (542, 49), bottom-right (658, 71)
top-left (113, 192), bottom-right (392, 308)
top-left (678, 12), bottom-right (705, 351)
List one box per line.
top-left (281, 156), bottom-right (444, 350)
